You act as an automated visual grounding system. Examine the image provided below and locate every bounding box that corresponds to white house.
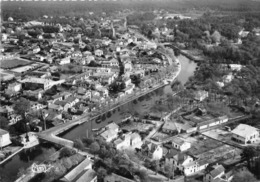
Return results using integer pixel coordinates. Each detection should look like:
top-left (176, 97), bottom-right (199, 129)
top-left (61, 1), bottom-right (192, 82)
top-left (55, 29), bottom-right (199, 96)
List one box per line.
top-left (100, 123), bottom-right (119, 142)
top-left (194, 90), bottom-right (209, 101)
top-left (123, 84), bottom-right (135, 95)
top-left (171, 137), bottom-right (191, 151)
top-left (218, 115), bottom-right (228, 124)
top-left (183, 160), bottom-right (209, 176)
top-left (2, 33), bottom-right (8, 42)
top-left (114, 132), bottom-right (142, 150)
top-left (223, 74), bottom-right (234, 83)
top-left (9, 114), bottom-right (22, 125)
top-left (30, 102), bottom-right (46, 111)
top-left (95, 49), bottom-right (103, 57)
top-left (151, 144), bottom-right (163, 160)
top-left (231, 124), bottom-right (259, 144)
top-left (143, 142), bottom-right (163, 160)
top-left (59, 57), bottom-right (71, 65)
top-left (7, 82), bottom-right (22, 92)
top-left (124, 62), bottom-right (133, 72)
top-left (32, 46), bottom-right (41, 54)
top-left (0, 129), bottom-right (12, 148)
top-left (229, 64), bottom-right (243, 71)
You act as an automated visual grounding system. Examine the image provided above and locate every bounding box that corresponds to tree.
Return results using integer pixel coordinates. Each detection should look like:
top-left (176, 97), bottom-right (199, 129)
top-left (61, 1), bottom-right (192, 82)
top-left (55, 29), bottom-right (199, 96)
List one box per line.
top-left (242, 146), bottom-right (258, 170)
top-left (0, 116), bottom-right (9, 130)
top-left (82, 137), bottom-right (94, 147)
top-left (151, 160), bottom-right (160, 174)
top-left (73, 138), bottom-right (85, 151)
top-left (13, 98), bottom-right (30, 120)
top-left (164, 164), bottom-right (173, 180)
top-left (89, 141), bottom-right (100, 156)
top-left (17, 167), bottom-right (26, 178)
top-left (232, 170), bottom-right (257, 182)
top-left (97, 167), bottom-right (107, 180)
top-left (59, 147), bottom-right (75, 158)
top-left (62, 158), bottom-right (73, 170)
top-left (211, 30), bottom-right (221, 43)
top-left (130, 75), bottom-right (141, 87)
top-left (135, 169), bottom-right (149, 182)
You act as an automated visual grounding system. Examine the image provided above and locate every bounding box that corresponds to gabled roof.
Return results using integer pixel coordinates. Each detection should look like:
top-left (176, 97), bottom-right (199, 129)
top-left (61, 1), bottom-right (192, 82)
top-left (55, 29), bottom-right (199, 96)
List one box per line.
top-left (165, 148), bottom-right (179, 159)
top-left (162, 120), bottom-right (177, 131)
top-left (210, 165), bottom-right (225, 178)
top-left (75, 169), bottom-right (96, 182)
top-left (61, 158), bottom-right (92, 182)
top-left (171, 137), bottom-right (186, 146)
top-left (105, 122), bottom-right (119, 131)
top-left (100, 129), bottom-right (116, 140)
top-left (0, 128), bottom-right (9, 135)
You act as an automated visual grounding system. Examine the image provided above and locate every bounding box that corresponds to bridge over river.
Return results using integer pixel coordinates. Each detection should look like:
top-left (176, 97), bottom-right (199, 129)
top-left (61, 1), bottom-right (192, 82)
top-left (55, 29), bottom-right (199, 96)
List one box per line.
top-left (37, 81), bottom-right (174, 146)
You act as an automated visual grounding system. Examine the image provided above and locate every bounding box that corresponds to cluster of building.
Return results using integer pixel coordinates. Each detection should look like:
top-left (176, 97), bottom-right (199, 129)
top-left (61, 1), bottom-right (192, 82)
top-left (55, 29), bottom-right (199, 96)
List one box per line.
top-left (0, 14), bottom-right (171, 132)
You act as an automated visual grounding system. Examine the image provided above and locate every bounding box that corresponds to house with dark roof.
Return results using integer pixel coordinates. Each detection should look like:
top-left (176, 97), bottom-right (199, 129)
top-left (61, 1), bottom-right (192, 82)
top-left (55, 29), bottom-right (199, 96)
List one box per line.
top-left (141, 141), bottom-right (163, 160)
top-left (204, 164), bottom-right (232, 182)
top-left (162, 120), bottom-right (180, 135)
top-left (171, 137), bottom-right (191, 151)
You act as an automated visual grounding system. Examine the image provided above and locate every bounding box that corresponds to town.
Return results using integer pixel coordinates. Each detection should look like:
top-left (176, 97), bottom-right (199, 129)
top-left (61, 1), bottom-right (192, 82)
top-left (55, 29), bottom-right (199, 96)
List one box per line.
top-left (1, 1), bottom-right (260, 182)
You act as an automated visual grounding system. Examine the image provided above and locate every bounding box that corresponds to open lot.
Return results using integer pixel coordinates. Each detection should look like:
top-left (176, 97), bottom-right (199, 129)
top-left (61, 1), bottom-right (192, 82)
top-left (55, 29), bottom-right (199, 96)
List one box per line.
top-left (0, 58), bottom-right (31, 69)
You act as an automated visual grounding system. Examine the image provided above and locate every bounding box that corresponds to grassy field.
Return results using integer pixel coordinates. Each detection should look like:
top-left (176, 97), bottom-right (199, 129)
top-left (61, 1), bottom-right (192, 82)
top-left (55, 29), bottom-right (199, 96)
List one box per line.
top-left (0, 58), bottom-right (31, 69)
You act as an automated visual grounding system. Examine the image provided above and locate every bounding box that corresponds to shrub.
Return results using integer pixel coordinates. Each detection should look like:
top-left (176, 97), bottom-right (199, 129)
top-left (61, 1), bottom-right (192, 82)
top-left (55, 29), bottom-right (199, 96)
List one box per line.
top-left (59, 147), bottom-right (75, 158)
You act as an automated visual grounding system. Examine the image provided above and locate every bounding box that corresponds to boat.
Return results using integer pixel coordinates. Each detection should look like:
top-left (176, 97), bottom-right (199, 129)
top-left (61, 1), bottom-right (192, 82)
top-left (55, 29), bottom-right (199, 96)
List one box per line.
top-left (92, 128), bottom-right (100, 132)
top-left (96, 119), bottom-right (101, 124)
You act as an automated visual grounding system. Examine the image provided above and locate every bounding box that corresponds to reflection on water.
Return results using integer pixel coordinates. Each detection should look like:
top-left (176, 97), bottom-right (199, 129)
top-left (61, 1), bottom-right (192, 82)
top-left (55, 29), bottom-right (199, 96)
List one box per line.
top-left (62, 55), bottom-right (197, 140)
top-left (0, 55), bottom-right (196, 181)
top-left (0, 143), bottom-right (58, 182)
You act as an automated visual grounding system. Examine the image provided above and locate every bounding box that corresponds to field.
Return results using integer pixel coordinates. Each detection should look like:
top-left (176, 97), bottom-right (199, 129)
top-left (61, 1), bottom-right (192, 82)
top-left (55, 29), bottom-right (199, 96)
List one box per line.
top-left (0, 58), bottom-right (31, 69)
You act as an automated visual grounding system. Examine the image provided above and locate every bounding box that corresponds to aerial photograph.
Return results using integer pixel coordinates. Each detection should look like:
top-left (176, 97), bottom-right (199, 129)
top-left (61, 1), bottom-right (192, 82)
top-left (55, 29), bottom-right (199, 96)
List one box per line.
top-left (0, 0), bottom-right (260, 181)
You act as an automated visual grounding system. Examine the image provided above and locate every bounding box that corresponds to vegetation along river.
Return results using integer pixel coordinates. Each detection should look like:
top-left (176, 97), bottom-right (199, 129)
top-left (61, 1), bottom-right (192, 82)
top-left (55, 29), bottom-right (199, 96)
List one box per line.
top-left (61, 55), bottom-right (197, 140)
top-left (0, 55), bottom-right (196, 181)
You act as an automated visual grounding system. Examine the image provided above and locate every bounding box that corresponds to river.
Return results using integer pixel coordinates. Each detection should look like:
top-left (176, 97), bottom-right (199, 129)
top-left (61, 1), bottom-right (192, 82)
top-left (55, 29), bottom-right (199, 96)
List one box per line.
top-left (0, 143), bottom-right (58, 182)
top-left (61, 55), bottom-right (197, 140)
top-left (0, 55), bottom-right (197, 181)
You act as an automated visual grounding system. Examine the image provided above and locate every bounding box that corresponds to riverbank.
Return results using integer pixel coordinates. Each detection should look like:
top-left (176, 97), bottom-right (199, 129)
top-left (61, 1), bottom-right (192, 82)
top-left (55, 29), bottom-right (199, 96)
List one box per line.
top-left (37, 41), bottom-right (182, 146)
top-left (0, 146), bottom-right (24, 165)
top-left (38, 57), bottom-right (181, 147)
top-left (1, 55), bottom-right (196, 182)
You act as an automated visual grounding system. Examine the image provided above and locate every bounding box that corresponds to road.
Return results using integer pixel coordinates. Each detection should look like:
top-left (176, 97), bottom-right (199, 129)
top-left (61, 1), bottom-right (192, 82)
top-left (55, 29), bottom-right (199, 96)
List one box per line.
top-left (38, 82), bottom-right (170, 146)
top-left (146, 114), bottom-right (251, 146)
top-left (38, 29), bottom-right (181, 150)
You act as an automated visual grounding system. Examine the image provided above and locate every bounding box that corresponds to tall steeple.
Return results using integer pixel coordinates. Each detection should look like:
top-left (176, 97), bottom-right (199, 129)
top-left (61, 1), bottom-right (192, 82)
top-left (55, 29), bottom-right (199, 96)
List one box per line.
top-left (124, 17), bottom-right (127, 29)
top-left (111, 22), bottom-right (115, 39)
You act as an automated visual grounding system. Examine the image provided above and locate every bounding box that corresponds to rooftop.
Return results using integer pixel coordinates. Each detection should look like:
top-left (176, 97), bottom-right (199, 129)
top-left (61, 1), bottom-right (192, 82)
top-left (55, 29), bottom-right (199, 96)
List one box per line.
top-left (61, 158), bottom-right (92, 182)
top-left (0, 128), bottom-right (9, 135)
top-left (210, 164), bottom-right (225, 178)
top-left (171, 137), bottom-right (186, 145)
top-left (75, 168), bottom-right (96, 182)
top-left (162, 120), bottom-right (177, 131)
top-left (231, 124), bottom-right (259, 138)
